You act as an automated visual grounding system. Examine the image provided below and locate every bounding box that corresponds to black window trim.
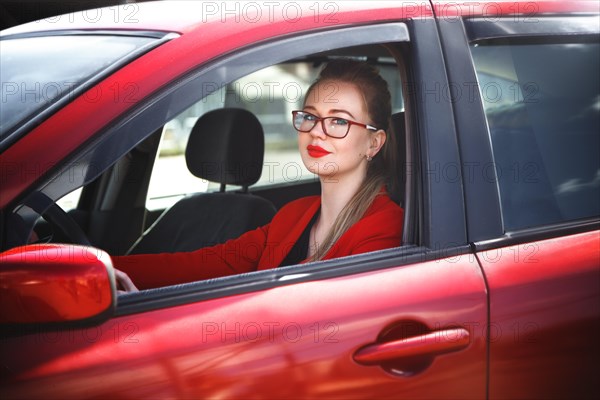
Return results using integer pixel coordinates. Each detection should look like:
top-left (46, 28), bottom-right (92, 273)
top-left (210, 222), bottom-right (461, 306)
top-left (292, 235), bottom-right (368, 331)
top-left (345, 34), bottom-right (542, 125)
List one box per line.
top-left (0, 29), bottom-right (173, 40)
top-left (464, 15), bottom-right (600, 42)
top-left (436, 18), bottom-right (504, 244)
top-left (473, 219), bottom-right (600, 253)
top-left (409, 20), bottom-right (469, 250)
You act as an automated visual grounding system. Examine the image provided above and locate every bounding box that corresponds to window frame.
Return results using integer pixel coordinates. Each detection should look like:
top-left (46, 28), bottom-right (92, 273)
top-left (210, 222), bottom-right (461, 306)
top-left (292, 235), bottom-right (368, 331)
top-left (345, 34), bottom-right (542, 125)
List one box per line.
top-left (115, 19), bottom-right (467, 314)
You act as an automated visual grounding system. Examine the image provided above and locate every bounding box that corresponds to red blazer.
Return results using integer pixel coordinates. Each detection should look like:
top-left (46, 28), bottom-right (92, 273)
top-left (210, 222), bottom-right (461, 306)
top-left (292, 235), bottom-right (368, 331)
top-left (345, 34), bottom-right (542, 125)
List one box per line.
top-left (113, 193), bottom-right (403, 290)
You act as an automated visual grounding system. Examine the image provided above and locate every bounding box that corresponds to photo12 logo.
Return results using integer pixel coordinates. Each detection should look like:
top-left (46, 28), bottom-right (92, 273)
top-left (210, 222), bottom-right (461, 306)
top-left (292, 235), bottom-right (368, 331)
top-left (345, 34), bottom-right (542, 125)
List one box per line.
top-left (201, 321), bottom-right (340, 343)
top-left (38, 3), bottom-right (140, 24)
top-left (200, 1), bottom-right (340, 24)
top-left (432, 1), bottom-right (540, 22)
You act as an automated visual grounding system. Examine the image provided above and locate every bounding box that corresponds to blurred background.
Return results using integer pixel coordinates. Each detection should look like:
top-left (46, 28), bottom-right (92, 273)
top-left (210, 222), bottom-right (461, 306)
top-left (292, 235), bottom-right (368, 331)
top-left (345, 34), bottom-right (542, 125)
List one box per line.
top-left (0, 0), bottom-right (152, 30)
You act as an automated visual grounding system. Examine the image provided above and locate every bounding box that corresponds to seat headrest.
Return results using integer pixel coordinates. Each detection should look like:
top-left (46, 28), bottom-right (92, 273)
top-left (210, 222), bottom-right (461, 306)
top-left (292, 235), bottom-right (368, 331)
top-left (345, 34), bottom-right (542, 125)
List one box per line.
top-left (186, 108), bottom-right (264, 187)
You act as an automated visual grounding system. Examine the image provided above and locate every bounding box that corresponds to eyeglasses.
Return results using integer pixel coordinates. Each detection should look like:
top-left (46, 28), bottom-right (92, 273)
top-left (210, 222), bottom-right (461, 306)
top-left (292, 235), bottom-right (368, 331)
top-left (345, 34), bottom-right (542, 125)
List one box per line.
top-left (291, 110), bottom-right (377, 139)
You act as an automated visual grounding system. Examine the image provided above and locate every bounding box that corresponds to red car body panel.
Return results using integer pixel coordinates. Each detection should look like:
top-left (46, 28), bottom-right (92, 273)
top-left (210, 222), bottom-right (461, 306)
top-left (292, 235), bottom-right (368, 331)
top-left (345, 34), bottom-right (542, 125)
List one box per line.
top-left (1, 256), bottom-right (487, 398)
top-left (477, 230), bottom-right (600, 398)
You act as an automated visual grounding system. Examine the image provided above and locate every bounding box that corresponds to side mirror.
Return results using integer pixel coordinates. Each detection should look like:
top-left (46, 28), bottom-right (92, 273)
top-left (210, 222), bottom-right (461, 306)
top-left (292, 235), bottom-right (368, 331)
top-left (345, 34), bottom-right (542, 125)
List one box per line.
top-left (0, 244), bottom-right (116, 325)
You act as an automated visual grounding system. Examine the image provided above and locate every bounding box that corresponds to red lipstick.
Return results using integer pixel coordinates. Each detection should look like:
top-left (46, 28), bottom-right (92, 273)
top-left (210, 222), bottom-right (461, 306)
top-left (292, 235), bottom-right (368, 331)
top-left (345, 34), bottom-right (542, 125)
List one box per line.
top-left (307, 145), bottom-right (331, 158)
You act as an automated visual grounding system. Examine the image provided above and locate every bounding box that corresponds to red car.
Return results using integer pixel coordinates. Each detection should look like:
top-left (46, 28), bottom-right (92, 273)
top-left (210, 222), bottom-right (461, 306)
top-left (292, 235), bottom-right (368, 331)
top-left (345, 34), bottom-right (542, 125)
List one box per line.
top-left (1, 1), bottom-right (598, 398)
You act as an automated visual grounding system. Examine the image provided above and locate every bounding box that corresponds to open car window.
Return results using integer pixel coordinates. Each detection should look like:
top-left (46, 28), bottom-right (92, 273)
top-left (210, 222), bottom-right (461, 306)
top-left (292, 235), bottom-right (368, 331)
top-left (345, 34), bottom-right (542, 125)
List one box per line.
top-left (146, 60), bottom-right (404, 211)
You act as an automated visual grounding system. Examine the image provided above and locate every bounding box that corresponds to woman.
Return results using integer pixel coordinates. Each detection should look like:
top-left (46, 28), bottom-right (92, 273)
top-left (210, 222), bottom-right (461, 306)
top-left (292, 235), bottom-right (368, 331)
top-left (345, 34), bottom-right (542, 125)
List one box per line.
top-left (114, 59), bottom-right (404, 291)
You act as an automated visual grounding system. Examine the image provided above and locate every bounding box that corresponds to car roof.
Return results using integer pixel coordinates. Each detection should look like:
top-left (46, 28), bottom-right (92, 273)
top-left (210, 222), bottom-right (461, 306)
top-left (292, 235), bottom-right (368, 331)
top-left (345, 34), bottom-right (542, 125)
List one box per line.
top-left (3, 0), bottom-right (597, 38)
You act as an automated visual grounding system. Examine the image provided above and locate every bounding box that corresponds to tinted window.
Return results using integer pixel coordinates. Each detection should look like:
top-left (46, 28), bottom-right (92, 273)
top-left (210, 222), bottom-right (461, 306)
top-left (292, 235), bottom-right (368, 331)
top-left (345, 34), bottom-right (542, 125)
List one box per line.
top-left (471, 39), bottom-right (599, 230)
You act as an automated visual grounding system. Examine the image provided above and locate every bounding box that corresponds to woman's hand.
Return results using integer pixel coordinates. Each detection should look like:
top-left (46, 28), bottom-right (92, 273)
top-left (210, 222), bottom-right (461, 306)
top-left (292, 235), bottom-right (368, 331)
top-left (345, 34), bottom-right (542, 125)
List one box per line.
top-left (114, 268), bottom-right (139, 294)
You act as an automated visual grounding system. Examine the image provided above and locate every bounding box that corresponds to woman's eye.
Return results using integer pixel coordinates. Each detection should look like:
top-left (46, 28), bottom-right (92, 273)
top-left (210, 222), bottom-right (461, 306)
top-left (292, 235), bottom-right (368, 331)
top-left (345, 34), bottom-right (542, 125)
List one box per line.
top-left (304, 114), bottom-right (317, 121)
top-left (332, 118), bottom-right (349, 126)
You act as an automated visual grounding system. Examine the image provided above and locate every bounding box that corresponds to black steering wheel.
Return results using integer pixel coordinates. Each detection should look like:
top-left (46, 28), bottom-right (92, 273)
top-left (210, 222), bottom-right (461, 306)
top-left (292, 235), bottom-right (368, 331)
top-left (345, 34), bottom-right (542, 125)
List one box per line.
top-left (40, 202), bottom-right (91, 246)
top-left (23, 192), bottom-right (91, 246)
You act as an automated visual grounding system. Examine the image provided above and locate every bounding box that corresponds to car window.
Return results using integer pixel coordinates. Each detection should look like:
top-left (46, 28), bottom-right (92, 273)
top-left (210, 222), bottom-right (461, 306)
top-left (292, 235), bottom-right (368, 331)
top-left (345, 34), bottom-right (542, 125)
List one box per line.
top-left (146, 61), bottom-right (404, 211)
top-left (470, 39), bottom-right (600, 230)
top-left (0, 34), bottom-right (156, 143)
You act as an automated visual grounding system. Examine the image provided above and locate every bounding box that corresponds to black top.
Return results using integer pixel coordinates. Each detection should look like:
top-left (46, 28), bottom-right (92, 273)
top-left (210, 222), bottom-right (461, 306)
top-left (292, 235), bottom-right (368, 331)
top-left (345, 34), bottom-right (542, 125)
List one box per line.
top-left (278, 211), bottom-right (319, 267)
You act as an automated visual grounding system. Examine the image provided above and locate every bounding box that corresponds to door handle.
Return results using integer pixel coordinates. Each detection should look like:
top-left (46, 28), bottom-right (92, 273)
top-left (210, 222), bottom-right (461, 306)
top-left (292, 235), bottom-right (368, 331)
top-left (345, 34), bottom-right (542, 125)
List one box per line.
top-left (353, 328), bottom-right (470, 365)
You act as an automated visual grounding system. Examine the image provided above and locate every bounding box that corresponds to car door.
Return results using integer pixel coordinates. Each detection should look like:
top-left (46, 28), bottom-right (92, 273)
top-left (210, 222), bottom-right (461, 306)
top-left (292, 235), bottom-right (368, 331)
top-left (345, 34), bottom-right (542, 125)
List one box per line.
top-left (1, 7), bottom-right (488, 399)
top-left (435, 7), bottom-right (600, 398)
top-left (1, 255), bottom-right (486, 399)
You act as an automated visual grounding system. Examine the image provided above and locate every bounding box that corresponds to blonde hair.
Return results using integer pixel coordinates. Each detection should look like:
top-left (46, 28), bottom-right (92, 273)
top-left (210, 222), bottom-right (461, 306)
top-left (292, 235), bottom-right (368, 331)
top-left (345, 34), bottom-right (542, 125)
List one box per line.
top-left (306, 59), bottom-right (397, 261)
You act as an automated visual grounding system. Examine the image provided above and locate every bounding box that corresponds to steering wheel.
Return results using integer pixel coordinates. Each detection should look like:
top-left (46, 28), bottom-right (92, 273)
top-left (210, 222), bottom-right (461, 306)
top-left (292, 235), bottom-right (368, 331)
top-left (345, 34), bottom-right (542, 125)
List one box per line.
top-left (39, 202), bottom-right (91, 246)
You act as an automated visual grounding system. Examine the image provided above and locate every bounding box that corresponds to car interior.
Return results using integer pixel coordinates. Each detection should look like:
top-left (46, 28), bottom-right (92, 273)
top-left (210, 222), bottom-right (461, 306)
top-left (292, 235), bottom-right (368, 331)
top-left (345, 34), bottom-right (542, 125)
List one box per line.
top-left (14, 42), bottom-right (415, 272)
top-left (127, 108), bottom-right (278, 255)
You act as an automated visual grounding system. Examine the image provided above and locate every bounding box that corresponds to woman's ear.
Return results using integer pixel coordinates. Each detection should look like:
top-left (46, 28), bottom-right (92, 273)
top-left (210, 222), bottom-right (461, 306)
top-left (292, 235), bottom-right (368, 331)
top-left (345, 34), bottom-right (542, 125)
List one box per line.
top-left (369, 129), bottom-right (387, 157)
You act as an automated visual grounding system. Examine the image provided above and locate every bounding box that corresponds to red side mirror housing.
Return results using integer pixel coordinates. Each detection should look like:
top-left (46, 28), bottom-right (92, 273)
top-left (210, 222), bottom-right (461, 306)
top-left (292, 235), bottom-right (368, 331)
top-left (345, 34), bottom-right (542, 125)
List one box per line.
top-left (0, 244), bottom-right (116, 324)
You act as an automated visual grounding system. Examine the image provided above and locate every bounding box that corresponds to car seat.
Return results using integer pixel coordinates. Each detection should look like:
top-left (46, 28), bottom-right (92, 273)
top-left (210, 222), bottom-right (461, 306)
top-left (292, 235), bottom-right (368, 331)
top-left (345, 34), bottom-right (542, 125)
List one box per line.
top-left (128, 108), bottom-right (277, 254)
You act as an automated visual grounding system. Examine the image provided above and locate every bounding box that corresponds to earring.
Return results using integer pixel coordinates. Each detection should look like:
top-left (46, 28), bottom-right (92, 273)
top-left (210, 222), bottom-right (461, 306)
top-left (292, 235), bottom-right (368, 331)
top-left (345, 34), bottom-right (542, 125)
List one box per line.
top-left (366, 155), bottom-right (373, 162)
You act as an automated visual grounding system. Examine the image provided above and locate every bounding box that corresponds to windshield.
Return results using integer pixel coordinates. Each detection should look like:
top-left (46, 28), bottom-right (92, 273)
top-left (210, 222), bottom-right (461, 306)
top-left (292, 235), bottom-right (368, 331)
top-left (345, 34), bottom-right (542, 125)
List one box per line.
top-left (0, 34), bottom-right (156, 143)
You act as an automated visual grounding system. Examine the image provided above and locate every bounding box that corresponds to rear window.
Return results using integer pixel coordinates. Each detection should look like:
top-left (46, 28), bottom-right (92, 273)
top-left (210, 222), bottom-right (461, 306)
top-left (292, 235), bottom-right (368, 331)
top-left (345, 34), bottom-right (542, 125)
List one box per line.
top-left (0, 34), bottom-right (156, 142)
top-left (471, 39), bottom-right (600, 230)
